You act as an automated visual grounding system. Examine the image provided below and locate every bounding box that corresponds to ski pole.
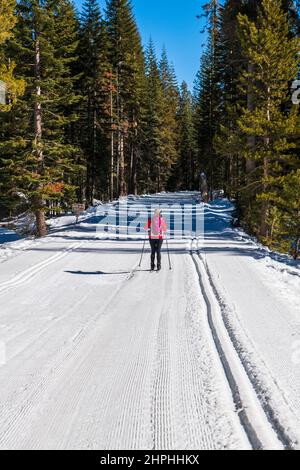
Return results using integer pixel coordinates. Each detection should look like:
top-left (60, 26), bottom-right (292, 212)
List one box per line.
top-left (165, 237), bottom-right (172, 270)
top-left (139, 236), bottom-right (147, 267)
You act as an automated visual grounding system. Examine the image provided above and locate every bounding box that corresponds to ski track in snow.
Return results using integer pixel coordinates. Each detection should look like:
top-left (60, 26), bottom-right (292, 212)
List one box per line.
top-left (0, 192), bottom-right (299, 449)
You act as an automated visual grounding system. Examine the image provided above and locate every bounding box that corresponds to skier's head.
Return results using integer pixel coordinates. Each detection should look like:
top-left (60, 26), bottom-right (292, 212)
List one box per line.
top-left (154, 208), bottom-right (162, 217)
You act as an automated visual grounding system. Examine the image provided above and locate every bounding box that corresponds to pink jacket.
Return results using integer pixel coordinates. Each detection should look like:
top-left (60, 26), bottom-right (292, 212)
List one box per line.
top-left (144, 216), bottom-right (167, 240)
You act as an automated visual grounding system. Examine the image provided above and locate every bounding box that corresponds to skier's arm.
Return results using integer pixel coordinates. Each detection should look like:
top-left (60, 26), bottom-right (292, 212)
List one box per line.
top-left (144, 219), bottom-right (151, 231)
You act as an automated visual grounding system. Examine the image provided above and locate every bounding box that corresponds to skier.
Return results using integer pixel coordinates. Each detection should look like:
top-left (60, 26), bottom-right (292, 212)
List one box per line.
top-left (144, 208), bottom-right (167, 271)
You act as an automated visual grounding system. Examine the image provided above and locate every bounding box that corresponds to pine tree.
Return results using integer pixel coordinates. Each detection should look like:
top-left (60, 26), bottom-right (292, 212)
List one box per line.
top-left (159, 47), bottom-right (180, 189)
top-left (105, 0), bottom-right (145, 197)
top-left (173, 81), bottom-right (195, 190)
top-left (194, 0), bottom-right (222, 197)
top-left (213, 0), bottom-right (258, 201)
top-left (77, 0), bottom-right (111, 203)
top-left (214, 0), bottom-right (300, 250)
top-left (0, 0), bottom-right (16, 44)
top-left (217, 0), bottom-right (245, 196)
top-left (277, 171), bottom-right (300, 259)
top-left (0, 0), bottom-right (81, 235)
top-left (261, 169), bottom-right (300, 259)
top-left (141, 39), bottom-right (164, 192)
top-left (236, 0), bottom-right (299, 239)
top-left (0, 0), bottom-right (25, 110)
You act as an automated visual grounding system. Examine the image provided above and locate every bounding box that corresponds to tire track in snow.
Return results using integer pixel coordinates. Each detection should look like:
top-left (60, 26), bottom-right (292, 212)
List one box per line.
top-left (190, 241), bottom-right (284, 450)
top-left (179, 262), bottom-right (220, 449)
top-left (0, 242), bottom-right (83, 296)
top-left (197, 248), bottom-right (295, 450)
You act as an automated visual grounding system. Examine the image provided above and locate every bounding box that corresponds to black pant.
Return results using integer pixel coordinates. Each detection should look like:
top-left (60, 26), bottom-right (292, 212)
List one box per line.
top-left (150, 239), bottom-right (163, 268)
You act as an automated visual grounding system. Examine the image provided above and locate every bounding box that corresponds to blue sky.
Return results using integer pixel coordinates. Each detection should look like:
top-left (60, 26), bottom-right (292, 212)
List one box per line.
top-left (74, 0), bottom-right (207, 91)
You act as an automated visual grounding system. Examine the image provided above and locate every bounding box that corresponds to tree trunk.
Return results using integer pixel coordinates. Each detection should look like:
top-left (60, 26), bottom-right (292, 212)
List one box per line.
top-left (91, 91), bottom-right (97, 204)
top-left (260, 88), bottom-right (271, 238)
top-left (129, 133), bottom-right (138, 195)
top-left (129, 139), bottom-right (134, 194)
top-left (34, 29), bottom-right (46, 238)
top-left (110, 84), bottom-right (114, 201)
top-left (260, 157), bottom-right (270, 238)
top-left (85, 93), bottom-right (92, 205)
top-left (132, 152), bottom-right (137, 195)
top-left (35, 201), bottom-right (47, 238)
top-left (116, 66), bottom-right (120, 197)
top-left (156, 164), bottom-right (161, 193)
top-left (294, 236), bottom-right (300, 260)
top-left (110, 130), bottom-right (114, 200)
top-left (246, 63), bottom-right (256, 174)
top-left (119, 130), bottom-right (126, 197)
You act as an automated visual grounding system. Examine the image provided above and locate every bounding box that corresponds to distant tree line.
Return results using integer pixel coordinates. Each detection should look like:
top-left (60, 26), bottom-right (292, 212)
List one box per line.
top-left (0, 0), bottom-right (299, 259)
top-left (0, 0), bottom-right (197, 236)
top-left (195, 0), bottom-right (300, 258)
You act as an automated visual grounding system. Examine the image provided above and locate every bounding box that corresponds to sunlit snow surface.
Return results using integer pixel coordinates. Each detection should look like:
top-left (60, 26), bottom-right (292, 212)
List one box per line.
top-left (0, 192), bottom-right (299, 449)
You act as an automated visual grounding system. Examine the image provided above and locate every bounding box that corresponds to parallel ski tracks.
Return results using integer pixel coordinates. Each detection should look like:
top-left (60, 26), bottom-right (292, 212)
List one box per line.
top-left (0, 242), bottom-right (83, 296)
top-left (189, 238), bottom-right (292, 450)
top-left (0, 220), bottom-right (294, 449)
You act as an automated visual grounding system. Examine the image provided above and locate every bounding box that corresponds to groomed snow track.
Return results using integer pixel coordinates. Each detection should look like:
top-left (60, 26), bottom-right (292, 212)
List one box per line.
top-left (194, 248), bottom-right (294, 450)
top-left (190, 240), bottom-right (292, 450)
top-left (0, 192), bottom-right (299, 450)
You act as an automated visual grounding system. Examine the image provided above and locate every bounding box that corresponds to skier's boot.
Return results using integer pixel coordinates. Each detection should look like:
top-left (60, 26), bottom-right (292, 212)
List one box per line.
top-left (157, 264), bottom-right (161, 272)
top-left (151, 264), bottom-right (155, 271)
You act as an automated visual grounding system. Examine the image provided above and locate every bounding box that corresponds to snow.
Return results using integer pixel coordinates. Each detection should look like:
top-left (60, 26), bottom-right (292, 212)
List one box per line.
top-left (202, 199), bottom-right (300, 448)
top-left (0, 192), bottom-right (299, 449)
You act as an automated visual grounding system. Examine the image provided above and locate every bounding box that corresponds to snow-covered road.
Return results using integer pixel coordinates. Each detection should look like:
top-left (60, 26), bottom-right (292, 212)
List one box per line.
top-left (0, 193), bottom-right (299, 450)
top-left (202, 201), bottom-right (300, 448)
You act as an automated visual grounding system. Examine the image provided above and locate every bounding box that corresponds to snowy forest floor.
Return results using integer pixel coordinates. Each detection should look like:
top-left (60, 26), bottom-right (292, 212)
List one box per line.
top-left (0, 192), bottom-right (299, 450)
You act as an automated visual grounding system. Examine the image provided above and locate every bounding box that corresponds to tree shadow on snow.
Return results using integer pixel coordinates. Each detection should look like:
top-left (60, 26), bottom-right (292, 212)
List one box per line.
top-left (65, 270), bottom-right (130, 275)
top-left (65, 269), bottom-right (152, 275)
